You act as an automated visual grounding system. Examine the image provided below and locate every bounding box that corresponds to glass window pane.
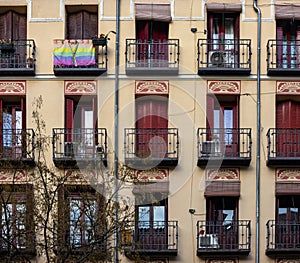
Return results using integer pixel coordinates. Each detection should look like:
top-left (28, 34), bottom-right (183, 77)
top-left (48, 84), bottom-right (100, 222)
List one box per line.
top-left (154, 206), bottom-right (165, 229)
top-left (138, 206), bottom-right (150, 228)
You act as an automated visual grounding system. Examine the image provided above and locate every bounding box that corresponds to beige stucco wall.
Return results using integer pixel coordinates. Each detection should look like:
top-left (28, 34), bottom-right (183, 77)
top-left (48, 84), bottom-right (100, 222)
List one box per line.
top-left (0, 0), bottom-right (288, 262)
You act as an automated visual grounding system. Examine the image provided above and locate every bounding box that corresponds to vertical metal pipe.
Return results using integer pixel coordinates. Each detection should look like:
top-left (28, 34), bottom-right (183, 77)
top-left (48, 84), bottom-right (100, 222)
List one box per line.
top-left (114, 0), bottom-right (120, 262)
top-left (253, 1), bottom-right (261, 263)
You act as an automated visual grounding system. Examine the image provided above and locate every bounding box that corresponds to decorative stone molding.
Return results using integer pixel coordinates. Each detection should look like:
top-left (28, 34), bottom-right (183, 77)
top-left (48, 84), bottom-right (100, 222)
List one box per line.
top-left (277, 81), bottom-right (300, 94)
top-left (277, 259), bottom-right (300, 263)
top-left (0, 81), bottom-right (26, 95)
top-left (206, 169), bottom-right (240, 181)
top-left (207, 81), bottom-right (240, 94)
top-left (64, 81), bottom-right (97, 95)
top-left (276, 169), bottom-right (300, 181)
top-left (0, 170), bottom-right (27, 182)
top-left (206, 259), bottom-right (238, 263)
top-left (135, 80), bottom-right (169, 94)
top-left (136, 169), bottom-right (169, 182)
top-left (65, 170), bottom-right (87, 183)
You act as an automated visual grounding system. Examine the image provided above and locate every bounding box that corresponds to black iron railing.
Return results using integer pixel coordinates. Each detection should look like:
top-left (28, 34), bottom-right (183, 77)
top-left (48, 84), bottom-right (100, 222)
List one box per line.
top-left (197, 220), bottom-right (251, 255)
top-left (197, 128), bottom-right (252, 165)
top-left (125, 39), bottom-right (179, 75)
top-left (267, 39), bottom-right (300, 74)
top-left (124, 128), bottom-right (179, 163)
top-left (0, 129), bottom-right (35, 162)
top-left (0, 39), bottom-right (36, 75)
top-left (52, 128), bottom-right (107, 161)
top-left (197, 39), bottom-right (251, 75)
top-left (121, 220), bottom-right (178, 254)
top-left (53, 39), bottom-right (107, 76)
top-left (267, 128), bottom-right (300, 158)
top-left (266, 220), bottom-right (300, 254)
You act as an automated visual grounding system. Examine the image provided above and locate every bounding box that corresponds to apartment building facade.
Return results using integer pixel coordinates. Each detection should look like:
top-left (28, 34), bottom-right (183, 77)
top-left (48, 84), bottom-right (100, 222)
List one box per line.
top-left (0, 0), bottom-right (299, 263)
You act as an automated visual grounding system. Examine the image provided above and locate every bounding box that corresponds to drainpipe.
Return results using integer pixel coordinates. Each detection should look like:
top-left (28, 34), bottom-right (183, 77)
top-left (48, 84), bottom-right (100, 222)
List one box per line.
top-left (114, 0), bottom-right (120, 262)
top-left (253, 1), bottom-right (261, 263)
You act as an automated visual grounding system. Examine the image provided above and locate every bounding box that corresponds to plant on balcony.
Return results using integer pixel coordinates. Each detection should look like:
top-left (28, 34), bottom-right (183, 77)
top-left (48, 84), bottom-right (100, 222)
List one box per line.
top-left (92, 30), bottom-right (116, 46)
top-left (0, 39), bottom-right (15, 53)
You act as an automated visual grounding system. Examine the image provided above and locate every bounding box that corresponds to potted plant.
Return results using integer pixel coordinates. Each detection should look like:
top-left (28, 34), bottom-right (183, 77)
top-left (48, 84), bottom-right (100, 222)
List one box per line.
top-left (92, 31), bottom-right (116, 46)
top-left (0, 39), bottom-right (15, 53)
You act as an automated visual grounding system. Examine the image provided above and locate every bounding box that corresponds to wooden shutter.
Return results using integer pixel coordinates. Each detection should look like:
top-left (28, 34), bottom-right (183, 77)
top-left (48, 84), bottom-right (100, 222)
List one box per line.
top-left (57, 185), bottom-right (67, 250)
top-left (82, 11), bottom-right (98, 39)
top-left (26, 184), bottom-right (35, 252)
top-left (92, 96), bottom-right (98, 144)
top-left (276, 26), bottom-right (284, 68)
top-left (65, 98), bottom-right (74, 142)
top-left (206, 95), bottom-right (215, 132)
top-left (12, 11), bottom-right (26, 40)
top-left (0, 99), bottom-right (2, 155)
top-left (67, 10), bottom-right (97, 39)
top-left (276, 100), bottom-right (300, 128)
top-left (0, 11), bottom-right (13, 39)
top-left (152, 22), bottom-right (169, 40)
top-left (21, 97), bottom-right (26, 129)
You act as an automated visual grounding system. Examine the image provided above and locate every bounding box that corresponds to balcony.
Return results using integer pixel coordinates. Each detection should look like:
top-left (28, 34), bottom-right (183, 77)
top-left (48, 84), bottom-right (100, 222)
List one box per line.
top-left (53, 39), bottom-right (107, 76)
top-left (197, 128), bottom-right (252, 167)
top-left (197, 39), bottom-right (251, 75)
top-left (124, 128), bottom-right (179, 168)
top-left (266, 220), bottom-right (300, 256)
top-left (267, 39), bottom-right (300, 76)
top-left (125, 39), bottom-right (179, 76)
top-left (121, 220), bottom-right (178, 259)
top-left (0, 129), bottom-right (35, 167)
top-left (0, 39), bottom-right (36, 76)
top-left (266, 128), bottom-right (300, 167)
top-left (52, 128), bottom-right (107, 168)
top-left (197, 220), bottom-right (251, 257)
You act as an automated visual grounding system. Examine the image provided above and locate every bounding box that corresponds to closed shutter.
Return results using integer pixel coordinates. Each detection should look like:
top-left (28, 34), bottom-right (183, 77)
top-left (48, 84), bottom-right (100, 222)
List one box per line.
top-left (67, 10), bottom-right (97, 39)
top-left (26, 184), bottom-right (35, 252)
top-left (0, 99), bottom-right (2, 154)
top-left (65, 98), bottom-right (74, 142)
top-left (206, 95), bottom-right (215, 140)
top-left (276, 26), bottom-right (284, 68)
top-left (0, 11), bottom-right (26, 39)
top-left (0, 11), bottom-right (13, 39)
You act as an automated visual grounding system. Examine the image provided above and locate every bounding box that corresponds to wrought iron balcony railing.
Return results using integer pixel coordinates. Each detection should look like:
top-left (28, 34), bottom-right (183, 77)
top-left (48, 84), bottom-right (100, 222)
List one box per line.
top-left (197, 39), bottom-right (251, 75)
top-left (197, 220), bottom-right (251, 257)
top-left (121, 220), bottom-right (178, 259)
top-left (125, 39), bottom-right (179, 76)
top-left (266, 220), bottom-right (300, 256)
top-left (52, 128), bottom-right (107, 167)
top-left (0, 129), bottom-right (35, 166)
top-left (266, 128), bottom-right (300, 167)
top-left (0, 39), bottom-right (36, 76)
top-left (53, 39), bottom-right (107, 76)
top-left (124, 128), bottom-right (179, 168)
top-left (197, 128), bottom-right (252, 167)
top-left (267, 39), bottom-right (300, 75)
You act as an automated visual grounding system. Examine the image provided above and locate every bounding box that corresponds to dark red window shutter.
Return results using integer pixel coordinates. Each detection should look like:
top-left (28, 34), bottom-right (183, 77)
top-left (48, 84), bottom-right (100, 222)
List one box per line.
top-left (0, 11), bottom-right (13, 39)
top-left (136, 20), bottom-right (149, 40)
top-left (65, 98), bottom-right (74, 142)
top-left (21, 97), bottom-right (26, 129)
top-left (206, 95), bottom-right (215, 131)
top-left (276, 26), bottom-right (284, 67)
top-left (0, 98), bottom-right (2, 152)
top-left (152, 22), bottom-right (169, 40)
top-left (67, 10), bottom-right (97, 39)
top-left (12, 11), bottom-right (26, 40)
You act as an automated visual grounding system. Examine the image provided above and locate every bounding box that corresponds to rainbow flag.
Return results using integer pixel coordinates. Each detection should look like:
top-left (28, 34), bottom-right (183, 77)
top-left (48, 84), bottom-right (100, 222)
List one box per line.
top-left (53, 39), bottom-right (96, 66)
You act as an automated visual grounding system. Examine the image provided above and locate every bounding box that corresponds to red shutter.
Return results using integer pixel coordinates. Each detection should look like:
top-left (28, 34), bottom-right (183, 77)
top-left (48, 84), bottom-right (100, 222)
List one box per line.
top-left (0, 99), bottom-right (2, 154)
top-left (234, 14), bottom-right (240, 39)
top-left (92, 96), bottom-right (98, 145)
top-left (276, 100), bottom-right (291, 128)
top-left (21, 97), bottom-right (26, 129)
top-left (12, 11), bottom-right (26, 40)
top-left (276, 26), bottom-right (284, 68)
top-left (136, 21), bottom-right (149, 40)
top-left (65, 98), bottom-right (74, 142)
top-left (206, 95), bottom-right (215, 133)
top-left (152, 22), bottom-right (169, 40)
top-left (208, 14), bottom-right (214, 41)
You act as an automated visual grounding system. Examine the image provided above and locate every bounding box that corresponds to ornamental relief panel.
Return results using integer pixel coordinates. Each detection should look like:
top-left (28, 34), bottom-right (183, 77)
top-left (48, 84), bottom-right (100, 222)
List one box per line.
top-left (0, 170), bottom-right (27, 182)
top-left (135, 80), bottom-right (169, 94)
top-left (135, 169), bottom-right (169, 182)
top-left (277, 259), bottom-right (300, 263)
top-left (0, 81), bottom-right (26, 95)
top-left (65, 81), bottom-right (97, 95)
top-left (206, 259), bottom-right (238, 263)
top-left (276, 169), bottom-right (300, 181)
top-left (277, 81), bottom-right (300, 94)
top-left (207, 81), bottom-right (240, 94)
top-left (206, 169), bottom-right (239, 181)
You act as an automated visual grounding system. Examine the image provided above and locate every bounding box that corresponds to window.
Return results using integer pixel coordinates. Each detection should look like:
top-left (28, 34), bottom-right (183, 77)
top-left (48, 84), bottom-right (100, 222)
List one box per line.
top-left (276, 20), bottom-right (300, 68)
top-left (206, 197), bottom-right (238, 249)
top-left (275, 195), bottom-right (300, 248)
top-left (65, 96), bottom-right (97, 157)
top-left (58, 185), bottom-right (106, 252)
top-left (135, 197), bottom-right (168, 250)
top-left (207, 12), bottom-right (239, 67)
top-left (66, 5), bottom-right (98, 39)
top-left (206, 95), bottom-right (239, 155)
top-left (135, 95), bottom-right (168, 158)
top-left (0, 184), bottom-right (34, 252)
top-left (0, 96), bottom-right (26, 159)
